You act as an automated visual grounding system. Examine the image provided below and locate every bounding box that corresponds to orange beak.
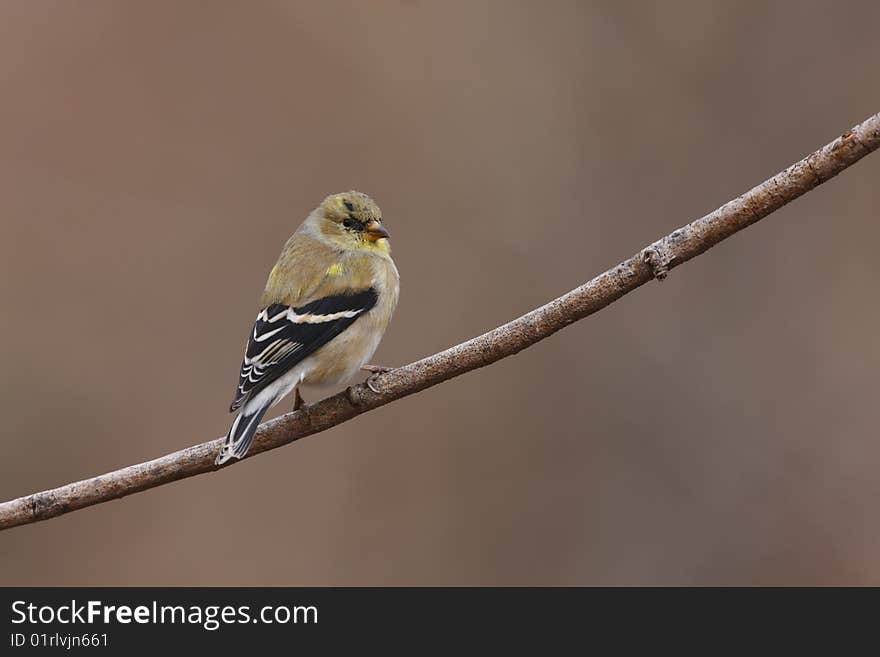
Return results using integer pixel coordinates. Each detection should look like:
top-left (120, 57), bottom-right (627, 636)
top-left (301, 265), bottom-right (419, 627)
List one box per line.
top-left (364, 220), bottom-right (390, 242)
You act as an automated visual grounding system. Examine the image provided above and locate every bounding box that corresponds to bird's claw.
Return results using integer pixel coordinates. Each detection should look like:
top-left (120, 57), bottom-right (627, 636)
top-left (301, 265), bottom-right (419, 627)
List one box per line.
top-left (362, 365), bottom-right (393, 394)
top-left (366, 373), bottom-right (384, 394)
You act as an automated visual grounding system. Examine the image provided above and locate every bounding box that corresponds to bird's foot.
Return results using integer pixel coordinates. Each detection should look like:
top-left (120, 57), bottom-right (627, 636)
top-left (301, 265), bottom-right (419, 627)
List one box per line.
top-left (361, 364), bottom-right (393, 375)
top-left (362, 365), bottom-right (394, 394)
top-left (293, 387), bottom-right (306, 411)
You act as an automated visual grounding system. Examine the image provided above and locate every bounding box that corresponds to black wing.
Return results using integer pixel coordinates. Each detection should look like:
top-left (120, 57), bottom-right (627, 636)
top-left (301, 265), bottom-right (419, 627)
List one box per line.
top-left (230, 288), bottom-right (378, 412)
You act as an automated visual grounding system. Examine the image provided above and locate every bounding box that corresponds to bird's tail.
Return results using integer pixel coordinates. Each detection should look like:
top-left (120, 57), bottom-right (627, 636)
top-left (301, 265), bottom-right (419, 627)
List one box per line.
top-left (216, 401), bottom-right (270, 465)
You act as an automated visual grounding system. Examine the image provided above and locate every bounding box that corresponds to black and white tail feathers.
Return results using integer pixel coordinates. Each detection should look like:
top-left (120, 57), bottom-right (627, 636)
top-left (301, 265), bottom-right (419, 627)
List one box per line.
top-left (216, 400), bottom-right (271, 465)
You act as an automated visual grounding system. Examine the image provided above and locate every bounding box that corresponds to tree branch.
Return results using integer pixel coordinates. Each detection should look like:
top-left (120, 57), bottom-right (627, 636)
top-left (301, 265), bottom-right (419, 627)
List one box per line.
top-left (2, 113), bottom-right (878, 531)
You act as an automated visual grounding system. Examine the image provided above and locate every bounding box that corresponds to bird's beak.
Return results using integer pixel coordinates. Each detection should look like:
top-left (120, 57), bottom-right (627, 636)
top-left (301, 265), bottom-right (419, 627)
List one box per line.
top-left (364, 220), bottom-right (390, 242)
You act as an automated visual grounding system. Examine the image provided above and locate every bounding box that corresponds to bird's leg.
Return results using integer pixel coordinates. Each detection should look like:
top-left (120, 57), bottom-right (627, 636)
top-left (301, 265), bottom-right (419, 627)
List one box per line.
top-left (361, 365), bottom-right (394, 394)
top-left (293, 387), bottom-right (306, 411)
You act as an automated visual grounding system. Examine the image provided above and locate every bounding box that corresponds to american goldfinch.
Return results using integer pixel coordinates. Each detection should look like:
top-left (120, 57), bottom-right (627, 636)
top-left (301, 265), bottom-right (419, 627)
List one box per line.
top-left (216, 191), bottom-right (400, 465)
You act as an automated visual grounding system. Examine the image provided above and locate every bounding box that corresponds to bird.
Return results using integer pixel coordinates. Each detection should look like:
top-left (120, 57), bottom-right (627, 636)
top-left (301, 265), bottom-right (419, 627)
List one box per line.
top-left (215, 191), bottom-right (400, 465)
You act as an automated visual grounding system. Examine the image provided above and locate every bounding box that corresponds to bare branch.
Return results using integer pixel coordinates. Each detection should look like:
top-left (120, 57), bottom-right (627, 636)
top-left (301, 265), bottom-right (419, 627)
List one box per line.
top-left (2, 113), bottom-right (878, 531)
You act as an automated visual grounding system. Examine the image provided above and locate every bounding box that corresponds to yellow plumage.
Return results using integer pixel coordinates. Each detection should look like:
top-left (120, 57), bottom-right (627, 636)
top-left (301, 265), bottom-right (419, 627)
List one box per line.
top-left (216, 191), bottom-right (399, 464)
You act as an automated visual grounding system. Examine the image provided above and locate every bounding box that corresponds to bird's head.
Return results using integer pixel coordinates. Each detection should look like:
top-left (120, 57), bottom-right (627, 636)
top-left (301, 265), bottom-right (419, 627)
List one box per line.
top-left (313, 191), bottom-right (390, 253)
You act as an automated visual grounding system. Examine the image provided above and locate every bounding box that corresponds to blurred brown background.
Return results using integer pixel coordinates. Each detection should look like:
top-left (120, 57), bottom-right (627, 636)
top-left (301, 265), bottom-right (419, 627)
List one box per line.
top-left (1, 1), bottom-right (878, 585)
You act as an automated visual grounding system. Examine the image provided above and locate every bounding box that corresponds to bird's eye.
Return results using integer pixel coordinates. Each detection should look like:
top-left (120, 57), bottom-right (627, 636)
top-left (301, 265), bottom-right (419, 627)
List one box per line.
top-left (343, 217), bottom-right (355, 229)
